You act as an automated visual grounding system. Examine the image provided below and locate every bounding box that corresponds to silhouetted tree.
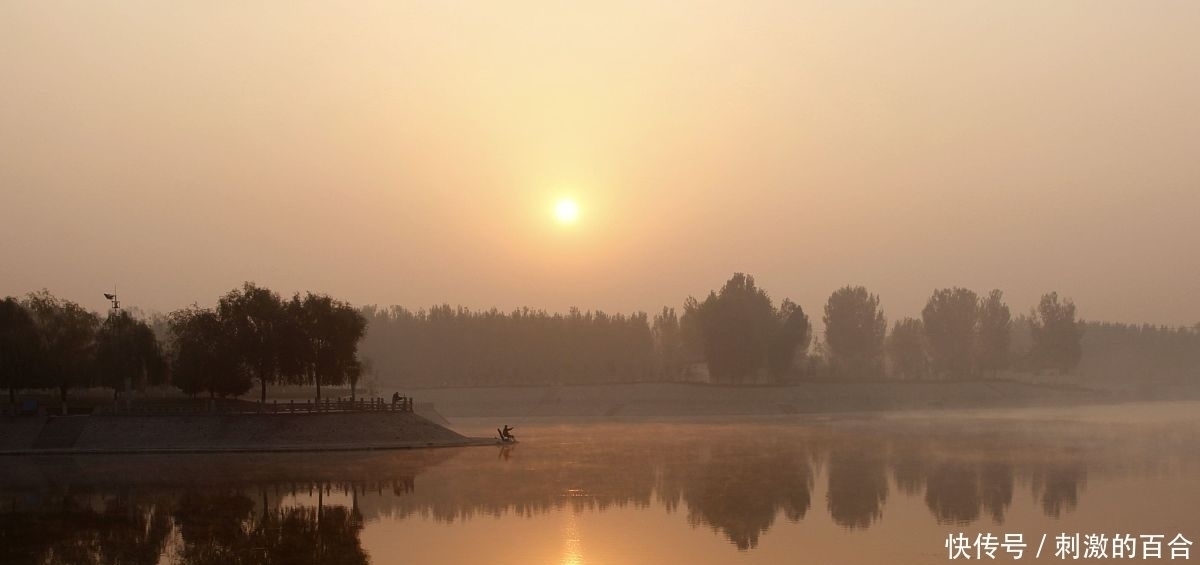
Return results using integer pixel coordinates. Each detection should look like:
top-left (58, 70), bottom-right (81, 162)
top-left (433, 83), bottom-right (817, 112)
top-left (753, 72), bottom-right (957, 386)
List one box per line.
top-left (22, 290), bottom-right (99, 410)
top-left (168, 306), bottom-right (252, 398)
top-left (823, 286), bottom-right (886, 378)
top-left (0, 297), bottom-right (42, 404)
top-left (976, 289), bottom-right (1012, 377)
top-left (922, 287), bottom-right (979, 379)
top-left (679, 299), bottom-right (705, 364)
top-left (285, 293), bottom-right (367, 400)
top-left (686, 274), bottom-right (776, 382)
top-left (94, 309), bottom-right (167, 399)
top-left (652, 307), bottom-right (684, 380)
top-left (685, 274), bottom-right (809, 383)
top-left (218, 283), bottom-right (287, 403)
top-left (768, 299), bottom-right (811, 380)
top-left (1030, 292), bottom-right (1084, 374)
top-left (887, 317), bottom-right (928, 380)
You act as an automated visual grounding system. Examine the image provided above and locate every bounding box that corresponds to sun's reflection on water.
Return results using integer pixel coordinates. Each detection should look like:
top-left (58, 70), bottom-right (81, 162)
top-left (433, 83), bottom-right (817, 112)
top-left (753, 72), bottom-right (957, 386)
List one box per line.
top-left (562, 507), bottom-right (585, 565)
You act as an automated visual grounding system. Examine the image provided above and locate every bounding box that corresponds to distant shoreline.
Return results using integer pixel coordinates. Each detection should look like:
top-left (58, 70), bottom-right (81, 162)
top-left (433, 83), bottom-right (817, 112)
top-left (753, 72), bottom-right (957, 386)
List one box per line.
top-left (399, 378), bottom-right (1142, 418)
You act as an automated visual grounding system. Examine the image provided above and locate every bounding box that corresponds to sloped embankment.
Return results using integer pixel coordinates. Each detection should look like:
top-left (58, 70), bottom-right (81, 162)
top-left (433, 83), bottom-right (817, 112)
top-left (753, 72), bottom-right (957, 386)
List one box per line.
top-left (1, 412), bottom-right (487, 454)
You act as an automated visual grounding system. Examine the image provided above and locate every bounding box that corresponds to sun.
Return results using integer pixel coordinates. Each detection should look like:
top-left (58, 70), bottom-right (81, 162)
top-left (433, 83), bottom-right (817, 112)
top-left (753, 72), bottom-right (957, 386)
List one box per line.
top-left (554, 198), bottom-right (580, 224)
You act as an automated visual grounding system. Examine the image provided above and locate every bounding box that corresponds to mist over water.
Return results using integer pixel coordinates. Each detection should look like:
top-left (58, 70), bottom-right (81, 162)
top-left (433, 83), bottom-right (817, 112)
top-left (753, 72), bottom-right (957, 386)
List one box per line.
top-left (3, 3), bottom-right (1198, 564)
top-left (4, 402), bottom-right (1198, 564)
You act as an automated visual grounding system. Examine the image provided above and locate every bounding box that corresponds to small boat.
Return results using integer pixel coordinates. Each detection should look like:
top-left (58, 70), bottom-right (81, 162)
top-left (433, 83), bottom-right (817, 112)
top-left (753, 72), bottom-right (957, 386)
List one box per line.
top-left (496, 426), bottom-right (517, 444)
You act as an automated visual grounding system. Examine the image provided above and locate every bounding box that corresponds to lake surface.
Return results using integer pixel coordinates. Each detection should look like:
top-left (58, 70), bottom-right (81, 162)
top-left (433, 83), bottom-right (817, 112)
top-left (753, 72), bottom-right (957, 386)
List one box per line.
top-left (3, 402), bottom-right (1199, 564)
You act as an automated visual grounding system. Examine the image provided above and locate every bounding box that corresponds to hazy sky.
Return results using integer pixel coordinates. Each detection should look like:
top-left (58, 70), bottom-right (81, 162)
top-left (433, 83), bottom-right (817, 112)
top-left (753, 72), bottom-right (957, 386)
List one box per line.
top-left (2, 1), bottom-right (1198, 325)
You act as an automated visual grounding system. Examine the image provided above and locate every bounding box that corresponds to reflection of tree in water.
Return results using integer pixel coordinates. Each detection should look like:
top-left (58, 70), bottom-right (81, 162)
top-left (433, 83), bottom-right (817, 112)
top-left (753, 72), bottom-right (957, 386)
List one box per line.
top-left (826, 446), bottom-right (889, 529)
top-left (0, 493), bottom-right (171, 565)
top-left (258, 504), bottom-right (366, 565)
top-left (0, 422), bottom-right (1129, 558)
top-left (924, 463), bottom-right (980, 524)
top-left (0, 486), bottom-right (369, 565)
top-left (922, 462), bottom-right (1014, 525)
top-left (979, 463), bottom-right (1015, 523)
top-left (173, 490), bottom-right (259, 565)
top-left (890, 428), bottom-right (1095, 526)
top-left (1031, 464), bottom-right (1086, 518)
top-left (665, 441), bottom-right (814, 550)
top-left (891, 445), bottom-right (929, 497)
top-left (172, 487), bottom-right (370, 565)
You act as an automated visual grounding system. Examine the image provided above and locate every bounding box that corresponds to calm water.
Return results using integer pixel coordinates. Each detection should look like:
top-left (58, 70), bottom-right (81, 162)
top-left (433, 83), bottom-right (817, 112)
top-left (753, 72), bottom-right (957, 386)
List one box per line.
top-left (3, 402), bottom-right (1199, 564)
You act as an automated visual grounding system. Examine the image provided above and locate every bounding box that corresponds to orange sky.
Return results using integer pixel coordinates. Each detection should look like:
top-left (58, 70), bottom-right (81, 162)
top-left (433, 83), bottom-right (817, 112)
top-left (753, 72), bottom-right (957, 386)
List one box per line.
top-left (2, 2), bottom-right (1198, 325)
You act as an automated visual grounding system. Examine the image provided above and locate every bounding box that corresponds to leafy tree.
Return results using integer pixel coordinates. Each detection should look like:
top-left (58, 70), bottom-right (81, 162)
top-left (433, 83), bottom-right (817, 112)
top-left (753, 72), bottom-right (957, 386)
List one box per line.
top-left (822, 286), bottom-right (886, 378)
top-left (922, 287), bottom-right (979, 379)
top-left (22, 290), bottom-right (99, 410)
top-left (768, 299), bottom-right (811, 380)
top-left (685, 274), bottom-right (783, 383)
top-left (1030, 292), bottom-right (1083, 374)
top-left (285, 293), bottom-right (367, 400)
top-left (652, 307), bottom-right (684, 380)
top-left (0, 297), bottom-right (42, 404)
top-left (94, 310), bottom-right (167, 399)
top-left (168, 306), bottom-right (252, 398)
top-left (976, 289), bottom-right (1012, 377)
top-left (679, 298), bottom-right (705, 363)
top-left (887, 317), bottom-right (929, 380)
top-left (218, 283), bottom-right (287, 403)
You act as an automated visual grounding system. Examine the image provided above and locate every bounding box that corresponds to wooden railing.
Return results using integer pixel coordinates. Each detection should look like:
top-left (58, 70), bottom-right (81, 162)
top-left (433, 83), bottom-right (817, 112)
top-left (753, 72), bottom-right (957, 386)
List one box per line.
top-left (99, 397), bottom-right (415, 416)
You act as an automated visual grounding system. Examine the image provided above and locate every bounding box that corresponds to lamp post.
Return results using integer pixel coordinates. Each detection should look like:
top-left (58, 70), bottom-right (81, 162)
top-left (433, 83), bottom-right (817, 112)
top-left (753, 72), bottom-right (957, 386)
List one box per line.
top-left (102, 291), bottom-right (130, 408)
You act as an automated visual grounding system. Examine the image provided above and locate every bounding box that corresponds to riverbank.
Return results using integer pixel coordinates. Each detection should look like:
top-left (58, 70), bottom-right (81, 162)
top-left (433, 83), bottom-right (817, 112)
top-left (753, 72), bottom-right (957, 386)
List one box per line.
top-left (0, 412), bottom-right (492, 455)
top-left (405, 379), bottom-right (1122, 418)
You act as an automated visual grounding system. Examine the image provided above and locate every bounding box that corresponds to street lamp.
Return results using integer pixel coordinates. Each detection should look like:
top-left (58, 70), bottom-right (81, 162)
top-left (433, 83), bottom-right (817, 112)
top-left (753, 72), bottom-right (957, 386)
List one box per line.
top-left (102, 291), bottom-right (127, 408)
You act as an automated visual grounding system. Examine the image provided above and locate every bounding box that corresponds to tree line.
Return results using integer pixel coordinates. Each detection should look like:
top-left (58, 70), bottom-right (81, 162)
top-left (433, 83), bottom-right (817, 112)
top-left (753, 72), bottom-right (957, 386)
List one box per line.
top-left (5, 274), bottom-right (1193, 398)
top-left (359, 273), bottom-right (1096, 387)
top-left (359, 305), bottom-right (656, 387)
top-left (1073, 320), bottom-right (1200, 383)
top-left (0, 283), bottom-right (366, 409)
top-left (665, 274), bottom-right (1087, 383)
